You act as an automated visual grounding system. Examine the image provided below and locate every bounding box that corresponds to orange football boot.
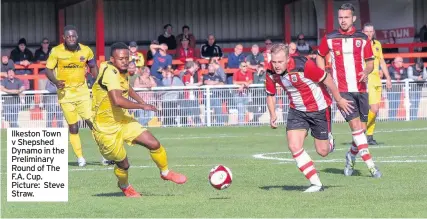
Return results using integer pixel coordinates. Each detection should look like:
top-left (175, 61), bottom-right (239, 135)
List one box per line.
top-left (118, 184), bottom-right (141, 197)
top-left (161, 171), bottom-right (187, 184)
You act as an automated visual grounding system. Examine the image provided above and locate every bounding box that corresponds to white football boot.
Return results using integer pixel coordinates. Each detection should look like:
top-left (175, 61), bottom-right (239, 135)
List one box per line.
top-left (77, 157), bottom-right (86, 167)
top-left (304, 184), bottom-right (324, 193)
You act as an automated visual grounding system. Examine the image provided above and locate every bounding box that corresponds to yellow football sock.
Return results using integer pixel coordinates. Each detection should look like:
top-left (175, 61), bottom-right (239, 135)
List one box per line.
top-left (150, 145), bottom-right (169, 173)
top-left (114, 165), bottom-right (129, 188)
top-left (366, 110), bottom-right (377, 136)
top-left (69, 133), bottom-right (83, 158)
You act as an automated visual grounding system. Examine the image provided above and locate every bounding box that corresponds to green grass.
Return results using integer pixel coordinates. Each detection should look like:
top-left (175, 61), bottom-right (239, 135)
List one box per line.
top-left (2, 121), bottom-right (427, 218)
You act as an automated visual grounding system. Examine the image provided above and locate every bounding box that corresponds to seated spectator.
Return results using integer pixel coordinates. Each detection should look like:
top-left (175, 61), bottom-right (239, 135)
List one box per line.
top-left (200, 34), bottom-right (223, 59)
top-left (10, 38), bottom-right (33, 72)
top-left (45, 80), bottom-right (64, 128)
top-left (263, 38), bottom-right (273, 69)
top-left (181, 61), bottom-right (202, 126)
top-left (387, 56), bottom-right (408, 120)
top-left (176, 25), bottom-right (196, 49)
top-left (158, 24), bottom-right (177, 50)
top-left (233, 62), bottom-right (253, 124)
top-left (127, 62), bottom-right (138, 86)
top-left (1, 69), bottom-right (26, 127)
top-left (209, 58), bottom-right (226, 83)
top-left (1, 55), bottom-right (15, 78)
top-left (146, 40), bottom-right (158, 62)
top-left (203, 64), bottom-right (226, 125)
top-left (176, 36), bottom-right (195, 70)
top-left (383, 37), bottom-right (398, 64)
top-left (34, 37), bottom-right (52, 90)
top-left (161, 68), bottom-right (184, 126)
top-left (133, 66), bottom-right (157, 126)
top-left (407, 58), bottom-right (427, 120)
top-left (129, 41), bottom-right (145, 67)
top-left (296, 33), bottom-right (313, 56)
top-left (227, 44), bottom-right (246, 84)
top-left (246, 44), bottom-right (264, 70)
top-left (149, 43), bottom-right (173, 86)
top-left (289, 42), bottom-right (299, 57)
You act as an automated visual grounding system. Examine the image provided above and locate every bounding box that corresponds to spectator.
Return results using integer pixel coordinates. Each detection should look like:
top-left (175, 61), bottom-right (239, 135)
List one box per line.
top-left (149, 43), bottom-right (173, 85)
top-left (129, 41), bottom-right (145, 68)
top-left (296, 33), bottom-right (313, 56)
top-left (146, 40), bottom-right (158, 62)
top-left (127, 61), bottom-right (138, 86)
top-left (10, 38), bottom-right (33, 72)
top-left (227, 44), bottom-right (246, 84)
top-left (161, 68), bottom-right (184, 126)
top-left (263, 38), bottom-right (273, 69)
top-left (383, 37), bottom-right (399, 64)
top-left (1, 69), bottom-right (26, 127)
top-left (176, 36), bottom-right (195, 70)
top-left (209, 58), bottom-right (226, 82)
top-left (176, 25), bottom-right (196, 49)
top-left (133, 66), bottom-right (157, 126)
top-left (233, 62), bottom-right (253, 124)
top-left (252, 60), bottom-right (267, 125)
top-left (387, 56), bottom-right (408, 120)
top-left (45, 80), bottom-right (64, 128)
top-left (158, 24), bottom-right (177, 50)
top-left (407, 58), bottom-right (427, 120)
top-left (1, 55), bottom-right (15, 78)
top-left (419, 22), bottom-right (427, 62)
top-left (203, 64), bottom-right (226, 125)
top-left (246, 44), bottom-right (264, 70)
top-left (181, 61), bottom-right (202, 126)
top-left (289, 42), bottom-right (299, 57)
top-left (200, 34), bottom-right (223, 59)
top-left (34, 38), bottom-right (52, 90)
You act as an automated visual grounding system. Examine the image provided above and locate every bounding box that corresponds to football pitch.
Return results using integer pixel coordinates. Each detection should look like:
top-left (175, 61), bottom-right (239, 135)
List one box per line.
top-left (2, 120), bottom-right (427, 218)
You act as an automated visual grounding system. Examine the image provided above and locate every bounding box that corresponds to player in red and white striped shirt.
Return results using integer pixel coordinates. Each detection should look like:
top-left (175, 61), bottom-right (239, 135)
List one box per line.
top-left (316, 3), bottom-right (381, 178)
top-left (266, 43), bottom-right (353, 192)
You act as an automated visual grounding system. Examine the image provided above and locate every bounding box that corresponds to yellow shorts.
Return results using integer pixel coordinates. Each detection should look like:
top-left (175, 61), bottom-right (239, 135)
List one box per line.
top-left (60, 99), bottom-right (92, 125)
top-left (92, 119), bottom-right (147, 162)
top-left (368, 84), bottom-right (382, 105)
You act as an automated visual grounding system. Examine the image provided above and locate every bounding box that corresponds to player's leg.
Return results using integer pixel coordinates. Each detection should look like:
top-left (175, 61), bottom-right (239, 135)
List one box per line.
top-left (366, 85), bottom-right (382, 145)
top-left (60, 102), bottom-right (85, 166)
top-left (125, 121), bottom-right (187, 184)
top-left (114, 157), bottom-right (140, 197)
top-left (347, 93), bottom-right (381, 178)
top-left (287, 108), bottom-right (323, 192)
top-left (310, 107), bottom-right (334, 157)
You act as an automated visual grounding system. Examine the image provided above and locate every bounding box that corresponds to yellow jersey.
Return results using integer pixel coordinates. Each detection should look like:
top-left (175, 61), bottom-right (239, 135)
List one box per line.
top-left (92, 61), bottom-right (133, 134)
top-left (368, 40), bottom-right (383, 86)
top-left (46, 43), bottom-right (95, 103)
top-left (129, 52), bottom-right (145, 67)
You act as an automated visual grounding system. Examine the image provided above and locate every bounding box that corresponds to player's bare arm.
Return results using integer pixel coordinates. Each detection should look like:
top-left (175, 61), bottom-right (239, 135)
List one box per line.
top-left (358, 59), bottom-right (374, 82)
top-left (321, 73), bottom-right (354, 115)
top-left (266, 95), bottom-right (277, 129)
top-left (379, 57), bottom-right (392, 89)
top-left (316, 55), bottom-right (326, 70)
top-left (128, 85), bottom-right (146, 105)
top-left (45, 68), bottom-right (65, 89)
top-left (108, 89), bottom-right (157, 111)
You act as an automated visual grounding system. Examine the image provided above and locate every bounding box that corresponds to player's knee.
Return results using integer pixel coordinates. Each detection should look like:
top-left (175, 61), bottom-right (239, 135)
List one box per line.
top-left (69, 124), bottom-right (79, 134)
top-left (117, 160), bottom-right (130, 170)
top-left (147, 140), bottom-right (160, 150)
top-left (370, 105), bottom-right (379, 114)
top-left (316, 148), bottom-right (329, 157)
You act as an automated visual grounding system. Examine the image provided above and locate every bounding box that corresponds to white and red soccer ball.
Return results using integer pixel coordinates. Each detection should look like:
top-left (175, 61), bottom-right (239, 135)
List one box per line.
top-left (208, 165), bottom-right (232, 190)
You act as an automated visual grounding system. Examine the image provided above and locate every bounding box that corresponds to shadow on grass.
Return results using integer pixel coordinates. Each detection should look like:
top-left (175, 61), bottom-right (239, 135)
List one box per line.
top-left (259, 185), bottom-right (338, 191)
top-left (93, 192), bottom-right (125, 197)
top-left (320, 168), bottom-right (361, 176)
top-left (68, 161), bottom-right (110, 167)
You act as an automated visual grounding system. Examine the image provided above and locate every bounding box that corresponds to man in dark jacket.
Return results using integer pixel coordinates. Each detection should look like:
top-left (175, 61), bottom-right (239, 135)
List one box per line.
top-left (200, 34), bottom-right (223, 59)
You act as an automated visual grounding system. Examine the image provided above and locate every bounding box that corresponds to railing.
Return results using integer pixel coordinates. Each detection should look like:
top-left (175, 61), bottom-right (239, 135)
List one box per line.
top-left (1, 80), bottom-right (426, 129)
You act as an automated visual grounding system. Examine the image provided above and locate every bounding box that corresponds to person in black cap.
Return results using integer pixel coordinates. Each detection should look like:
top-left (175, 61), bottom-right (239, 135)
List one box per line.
top-left (10, 38), bottom-right (33, 71)
top-left (128, 41), bottom-right (144, 68)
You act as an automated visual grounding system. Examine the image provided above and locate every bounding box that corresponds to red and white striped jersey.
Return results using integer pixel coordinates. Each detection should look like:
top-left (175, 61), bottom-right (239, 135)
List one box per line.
top-left (265, 56), bottom-right (332, 112)
top-left (318, 26), bottom-right (374, 93)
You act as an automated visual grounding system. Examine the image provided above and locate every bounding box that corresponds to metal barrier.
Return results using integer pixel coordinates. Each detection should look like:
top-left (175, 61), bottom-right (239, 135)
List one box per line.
top-left (1, 80), bottom-right (426, 128)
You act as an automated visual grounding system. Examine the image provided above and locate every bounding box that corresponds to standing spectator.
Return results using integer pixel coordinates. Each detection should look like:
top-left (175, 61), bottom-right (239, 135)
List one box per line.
top-left (10, 38), bottom-right (33, 89)
top-left (200, 34), bottom-right (223, 59)
top-left (407, 58), bottom-right (427, 120)
top-left (127, 62), bottom-right (139, 86)
top-left (129, 41), bottom-right (145, 68)
top-left (387, 56), bottom-right (408, 120)
top-left (252, 61), bottom-right (267, 125)
top-left (176, 25), bottom-right (196, 49)
top-left (158, 24), bottom-right (177, 50)
top-left (176, 37), bottom-right (195, 70)
top-left (161, 68), bottom-right (184, 126)
top-left (1, 69), bottom-right (26, 127)
top-left (233, 62), bottom-right (253, 124)
top-left (1, 55), bottom-right (15, 78)
top-left (296, 33), bottom-right (313, 56)
top-left (34, 37), bottom-right (52, 90)
top-left (227, 44), bottom-right (246, 84)
top-left (263, 38), bottom-right (273, 69)
top-left (419, 22), bottom-right (427, 62)
top-left (181, 61), bottom-right (202, 126)
top-left (146, 40), bottom-right (158, 62)
top-left (149, 43), bottom-right (173, 85)
top-left (288, 42), bottom-right (299, 57)
top-left (133, 66), bottom-right (157, 126)
top-left (45, 80), bottom-right (64, 128)
top-left (203, 64), bottom-right (226, 125)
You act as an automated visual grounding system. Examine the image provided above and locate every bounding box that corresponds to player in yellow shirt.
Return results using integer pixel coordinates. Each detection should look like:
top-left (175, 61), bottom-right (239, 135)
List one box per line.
top-left (91, 42), bottom-right (186, 197)
top-left (362, 23), bottom-right (392, 145)
top-left (45, 25), bottom-right (100, 166)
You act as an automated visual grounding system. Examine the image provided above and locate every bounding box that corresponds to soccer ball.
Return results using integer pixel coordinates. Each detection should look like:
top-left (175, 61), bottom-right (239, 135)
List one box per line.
top-left (208, 165), bottom-right (232, 190)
